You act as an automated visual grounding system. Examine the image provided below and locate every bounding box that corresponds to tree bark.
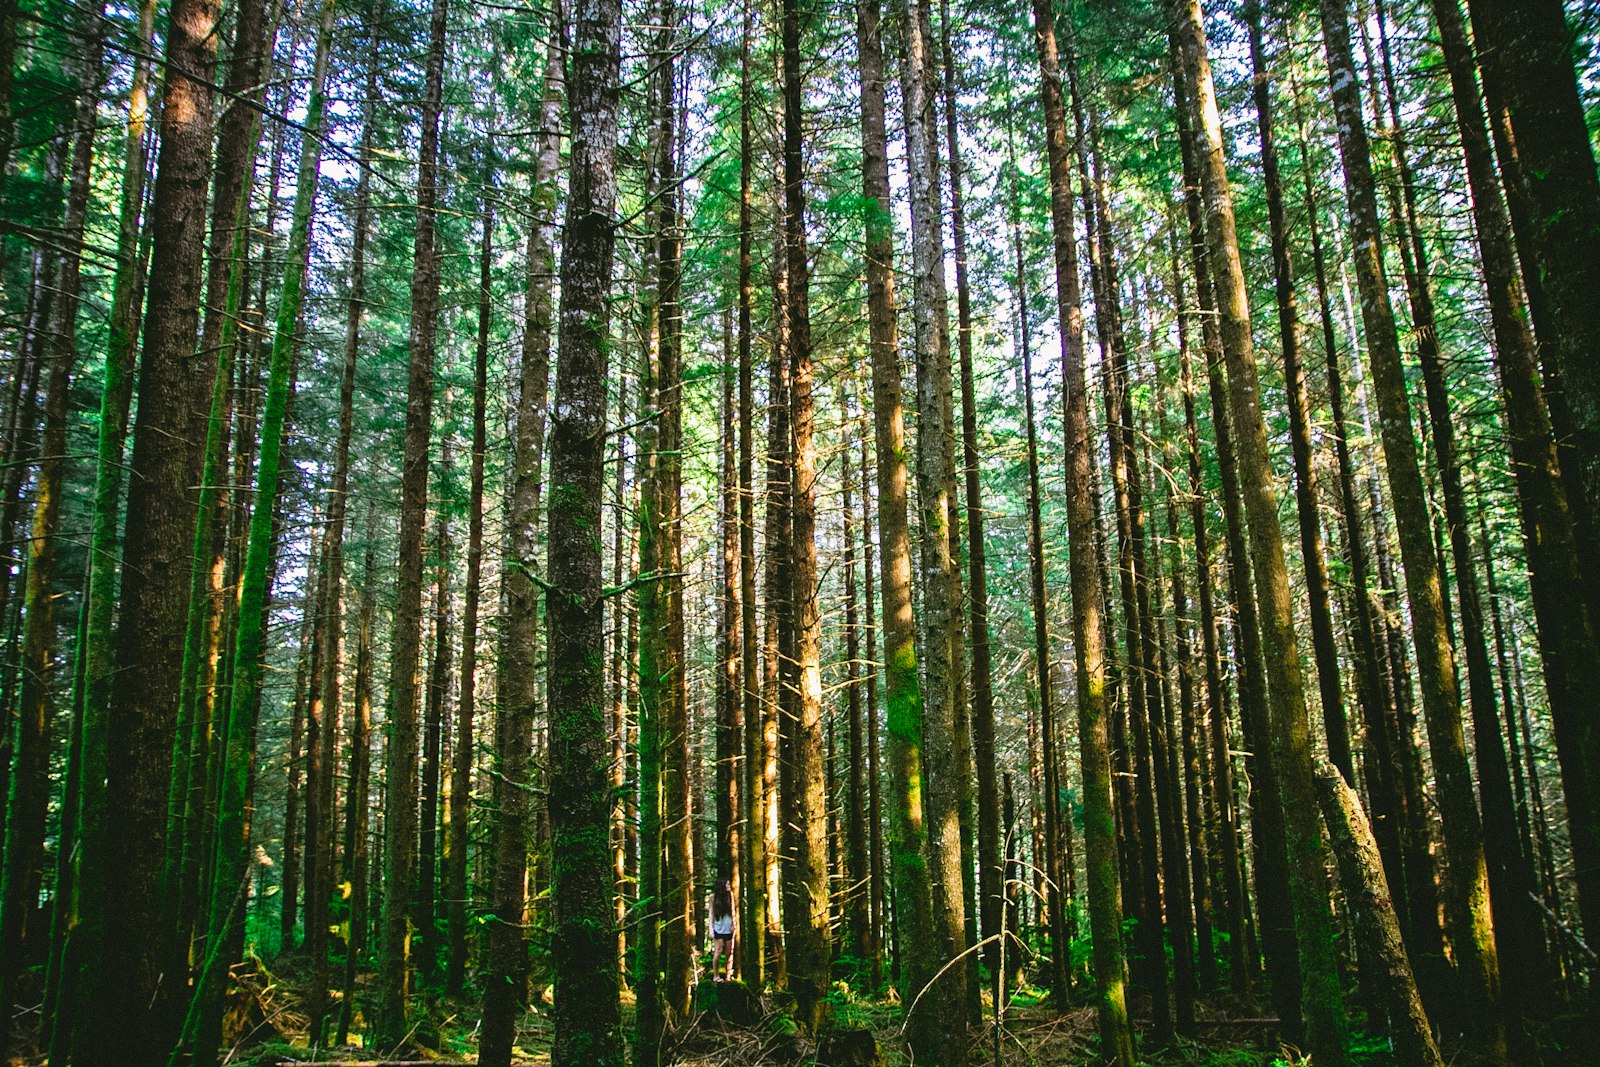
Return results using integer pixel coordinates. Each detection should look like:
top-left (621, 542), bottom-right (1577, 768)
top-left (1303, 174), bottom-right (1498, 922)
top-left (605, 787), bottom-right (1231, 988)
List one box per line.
top-left (544, 0), bottom-right (625, 1057)
top-left (899, 0), bottom-right (970, 1050)
top-left (49, 0), bottom-right (156, 1052)
top-left (1314, 1), bottom-right (1504, 1053)
top-left (0, 13), bottom-right (103, 1047)
top-left (1171, 44), bottom-right (1297, 1023)
top-left (1172, 2), bottom-right (1351, 1061)
top-left (1241, 0), bottom-right (1351, 782)
top-left (182, 4), bottom-right (336, 1057)
top-left (419, 469), bottom-right (454, 984)
top-left (376, 0), bottom-right (449, 1041)
top-left (89, 0), bottom-right (223, 1050)
top-left (1316, 765), bottom-right (1444, 1067)
top-left (1005, 130), bottom-right (1068, 1004)
top-left (780, 0), bottom-right (831, 1033)
top-left (339, 527), bottom-right (377, 1046)
top-left (1030, 2), bottom-right (1134, 1061)
top-left (446, 116), bottom-right (494, 1004)
top-left (480, 19), bottom-right (561, 1064)
top-left (1444, 0), bottom-right (1600, 962)
top-left (857, 0), bottom-right (938, 1052)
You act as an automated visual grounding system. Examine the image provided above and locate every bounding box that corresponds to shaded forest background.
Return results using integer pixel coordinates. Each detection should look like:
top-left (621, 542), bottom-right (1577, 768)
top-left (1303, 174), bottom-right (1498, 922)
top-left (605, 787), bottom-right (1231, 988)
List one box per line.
top-left (0, 0), bottom-right (1598, 1062)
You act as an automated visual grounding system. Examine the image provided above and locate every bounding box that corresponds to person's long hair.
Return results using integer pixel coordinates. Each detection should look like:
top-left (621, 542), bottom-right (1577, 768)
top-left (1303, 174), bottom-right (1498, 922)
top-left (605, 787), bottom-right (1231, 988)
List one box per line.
top-left (712, 879), bottom-right (733, 920)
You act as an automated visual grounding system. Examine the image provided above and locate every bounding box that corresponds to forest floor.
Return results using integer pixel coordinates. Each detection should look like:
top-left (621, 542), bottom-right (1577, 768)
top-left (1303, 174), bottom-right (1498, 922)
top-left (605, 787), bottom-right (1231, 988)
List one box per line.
top-left (190, 952), bottom-right (1386, 1067)
top-left (12, 952), bottom-right (1577, 1066)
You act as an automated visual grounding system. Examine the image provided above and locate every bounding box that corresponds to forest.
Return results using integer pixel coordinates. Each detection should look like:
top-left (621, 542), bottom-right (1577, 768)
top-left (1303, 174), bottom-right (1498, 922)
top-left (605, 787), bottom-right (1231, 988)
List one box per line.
top-left (0, 0), bottom-right (1598, 1061)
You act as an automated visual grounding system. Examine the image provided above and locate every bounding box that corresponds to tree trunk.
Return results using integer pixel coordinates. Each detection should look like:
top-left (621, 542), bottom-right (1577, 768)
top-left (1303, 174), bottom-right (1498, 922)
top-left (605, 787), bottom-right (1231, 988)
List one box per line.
top-left (1170, 253), bottom-right (1247, 993)
top-left (182, 5), bottom-right (336, 1057)
top-left (718, 304), bottom-right (742, 910)
top-left (1442, 0), bottom-right (1600, 964)
top-left (762, 184), bottom-right (791, 994)
top-left (1030, 2), bottom-right (1134, 1061)
top-left (307, 29), bottom-right (374, 1029)
top-left (0, 13), bottom-right (103, 1045)
top-left (376, 0), bottom-right (449, 1040)
top-left (49, 0), bottom-right (156, 1052)
top-left (780, 0), bottom-right (831, 1033)
top-left (544, 0), bottom-right (625, 1056)
top-left (1241, 0), bottom-right (1351, 781)
top-left (1069, 61), bottom-right (1183, 1038)
top-left (89, 0), bottom-right (223, 1049)
top-left (1172, 2), bottom-right (1351, 1062)
top-left (735, 0), bottom-right (764, 990)
top-left (419, 471), bottom-right (454, 984)
top-left (1012, 179), bottom-right (1069, 1005)
top-left (339, 526), bottom-right (377, 1046)
top-left (172, 0), bottom-right (278, 936)
top-left (657, 7), bottom-right (693, 1025)
top-left (841, 380), bottom-right (869, 966)
top-left (861, 420), bottom-right (885, 988)
top-left (1171, 44), bottom-right (1299, 1023)
top-left (899, 0), bottom-right (970, 1050)
top-left (936, 0), bottom-right (999, 999)
top-left (446, 108), bottom-right (495, 1010)
top-left (1367, 0), bottom-right (1547, 1024)
top-left (857, 0), bottom-right (938, 1052)
top-left (1466, 0), bottom-right (1600, 621)
top-left (1314, 1), bottom-right (1504, 1053)
top-left (1316, 765), bottom-right (1444, 1067)
top-left (479, 20), bottom-right (561, 1064)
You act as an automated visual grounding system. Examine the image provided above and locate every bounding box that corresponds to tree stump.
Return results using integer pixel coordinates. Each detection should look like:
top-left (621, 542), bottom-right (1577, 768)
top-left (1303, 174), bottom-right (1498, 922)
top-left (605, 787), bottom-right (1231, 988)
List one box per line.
top-left (815, 1028), bottom-right (882, 1067)
top-left (697, 979), bottom-right (758, 1026)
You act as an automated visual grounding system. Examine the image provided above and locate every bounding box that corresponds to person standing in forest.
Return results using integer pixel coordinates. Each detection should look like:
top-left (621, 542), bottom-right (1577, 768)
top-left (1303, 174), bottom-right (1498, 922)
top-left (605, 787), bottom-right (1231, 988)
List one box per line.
top-left (707, 877), bottom-right (736, 982)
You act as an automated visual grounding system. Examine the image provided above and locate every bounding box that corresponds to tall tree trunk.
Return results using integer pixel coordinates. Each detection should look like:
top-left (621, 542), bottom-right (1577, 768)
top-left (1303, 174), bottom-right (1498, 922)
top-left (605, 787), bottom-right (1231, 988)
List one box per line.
top-left (718, 304), bottom-right (742, 913)
top-left (780, 0), bottom-right (831, 1033)
top-left (480, 20), bottom-right (561, 1064)
top-left (182, 4), bottom-right (337, 1059)
top-left (419, 469), bottom-right (454, 984)
top-left (1314, 1), bottom-right (1504, 1053)
top-left (1161, 403), bottom-right (1215, 994)
top-left (376, 0), bottom-right (449, 1040)
top-left (173, 0), bottom-right (278, 935)
top-left (634, 8), bottom-right (678, 1053)
top-left (1171, 237), bottom-right (1247, 993)
top-left (49, 0), bottom-right (156, 1052)
top-left (1030, 2), bottom-right (1134, 1062)
top-left (544, 0), bottom-right (625, 1057)
top-left (1241, 0), bottom-right (1351, 780)
top-left (656, 7), bottom-right (693, 1026)
top-left (307, 36), bottom-right (377, 1025)
top-left (1465, 0), bottom-right (1600, 620)
top-left (1069, 61), bottom-right (1179, 1038)
top-left (1369, 0), bottom-right (1546, 1023)
top-left (89, 0), bottom-right (224, 1049)
top-left (1316, 766), bottom-right (1444, 1067)
top-left (938, 0), bottom-right (999, 996)
top-left (339, 526), bottom-right (377, 1046)
top-left (1283, 67), bottom-right (1454, 1010)
top-left (1442, 0), bottom-right (1600, 962)
top-left (448, 104), bottom-right (496, 1010)
top-left (761, 189), bottom-right (790, 995)
top-left (857, 0), bottom-right (938, 1052)
top-left (1009, 153), bottom-right (1068, 1002)
top-left (841, 380), bottom-right (869, 966)
top-left (1170, 45), bottom-right (1297, 1023)
top-left (735, 0), bottom-right (763, 990)
top-left (861, 420), bottom-right (885, 988)
top-left (1171, 2), bottom-right (1351, 1062)
top-left (0, 11), bottom-right (103, 1044)
top-left (900, 0), bottom-right (970, 1049)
